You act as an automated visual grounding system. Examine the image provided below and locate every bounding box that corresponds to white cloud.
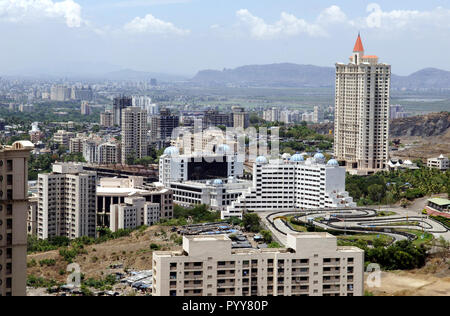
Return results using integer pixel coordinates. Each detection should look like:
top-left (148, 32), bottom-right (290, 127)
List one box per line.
top-left (362, 3), bottom-right (450, 29)
top-left (317, 5), bottom-right (348, 25)
top-left (0, 0), bottom-right (83, 28)
top-left (124, 14), bottom-right (190, 35)
top-left (236, 9), bottom-right (326, 40)
top-left (235, 4), bottom-right (450, 40)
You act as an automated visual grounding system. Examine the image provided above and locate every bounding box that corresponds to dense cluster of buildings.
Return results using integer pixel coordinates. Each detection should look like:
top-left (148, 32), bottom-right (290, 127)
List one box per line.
top-left (8, 34), bottom-right (440, 297)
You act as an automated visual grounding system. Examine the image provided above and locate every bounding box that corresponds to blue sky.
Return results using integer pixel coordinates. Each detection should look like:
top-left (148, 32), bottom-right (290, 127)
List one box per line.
top-left (1, 0), bottom-right (450, 76)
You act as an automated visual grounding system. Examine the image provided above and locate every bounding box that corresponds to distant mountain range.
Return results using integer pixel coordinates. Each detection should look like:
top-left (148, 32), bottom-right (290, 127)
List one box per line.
top-left (191, 63), bottom-right (450, 89)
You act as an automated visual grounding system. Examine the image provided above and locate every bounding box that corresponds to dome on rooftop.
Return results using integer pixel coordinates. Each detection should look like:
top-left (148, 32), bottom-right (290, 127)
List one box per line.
top-left (327, 159), bottom-right (339, 166)
top-left (290, 154), bottom-right (304, 162)
top-left (255, 156), bottom-right (268, 164)
top-left (163, 146), bottom-right (179, 156)
top-left (314, 153), bottom-right (325, 160)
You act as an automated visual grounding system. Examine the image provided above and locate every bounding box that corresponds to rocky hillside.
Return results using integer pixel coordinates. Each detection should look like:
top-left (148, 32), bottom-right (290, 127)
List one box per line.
top-left (390, 112), bottom-right (450, 137)
top-left (311, 112), bottom-right (450, 138)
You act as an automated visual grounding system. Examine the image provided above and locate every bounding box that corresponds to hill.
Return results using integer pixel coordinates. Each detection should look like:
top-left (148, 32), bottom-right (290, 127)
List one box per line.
top-left (390, 112), bottom-right (450, 137)
top-left (192, 63), bottom-right (335, 87)
top-left (192, 64), bottom-right (450, 89)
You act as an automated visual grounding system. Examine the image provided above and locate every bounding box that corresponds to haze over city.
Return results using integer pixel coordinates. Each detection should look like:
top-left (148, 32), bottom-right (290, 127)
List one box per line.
top-left (1, 0), bottom-right (450, 76)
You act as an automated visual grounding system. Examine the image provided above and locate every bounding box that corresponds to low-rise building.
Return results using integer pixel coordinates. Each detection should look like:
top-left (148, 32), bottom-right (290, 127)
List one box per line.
top-left (427, 198), bottom-right (450, 213)
top-left (170, 178), bottom-right (252, 212)
top-left (110, 197), bottom-right (160, 232)
top-left (427, 154), bottom-right (449, 171)
top-left (152, 232), bottom-right (364, 296)
top-left (53, 130), bottom-right (75, 148)
top-left (96, 176), bottom-right (173, 227)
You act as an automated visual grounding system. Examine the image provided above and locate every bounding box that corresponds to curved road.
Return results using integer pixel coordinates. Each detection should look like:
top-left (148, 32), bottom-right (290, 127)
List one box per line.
top-left (260, 207), bottom-right (449, 247)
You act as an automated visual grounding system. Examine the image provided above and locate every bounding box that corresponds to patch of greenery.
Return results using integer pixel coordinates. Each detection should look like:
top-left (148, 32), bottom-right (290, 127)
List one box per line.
top-left (27, 275), bottom-right (62, 289)
top-left (173, 204), bottom-right (221, 224)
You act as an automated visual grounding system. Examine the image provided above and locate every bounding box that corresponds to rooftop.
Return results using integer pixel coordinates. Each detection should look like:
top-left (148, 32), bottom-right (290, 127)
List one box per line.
top-left (428, 198), bottom-right (450, 206)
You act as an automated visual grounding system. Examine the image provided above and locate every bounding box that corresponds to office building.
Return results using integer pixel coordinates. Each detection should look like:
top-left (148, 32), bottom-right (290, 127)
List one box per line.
top-left (96, 177), bottom-right (173, 227)
top-left (222, 154), bottom-right (356, 219)
top-left (170, 178), bottom-right (251, 212)
top-left (37, 163), bottom-right (97, 240)
top-left (0, 141), bottom-right (34, 296)
top-left (334, 34), bottom-right (390, 175)
top-left (159, 146), bottom-right (244, 187)
top-left (121, 107), bottom-right (148, 164)
top-left (152, 232), bottom-right (364, 296)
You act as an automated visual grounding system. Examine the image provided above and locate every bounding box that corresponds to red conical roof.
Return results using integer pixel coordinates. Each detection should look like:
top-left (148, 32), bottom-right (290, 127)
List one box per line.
top-left (353, 33), bottom-right (364, 52)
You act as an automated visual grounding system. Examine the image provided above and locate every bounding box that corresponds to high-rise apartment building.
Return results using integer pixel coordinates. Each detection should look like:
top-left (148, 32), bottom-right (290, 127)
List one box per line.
top-left (0, 141), bottom-right (34, 296)
top-left (152, 232), bottom-right (364, 296)
top-left (202, 110), bottom-right (233, 128)
top-left (98, 142), bottom-right (121, 165)
top-left (81, 101), bottom-right (91, 115)
top-left (121, 107), bottom-right (148, 164)
top-left (151, 108), bottom-right (179, 141)
top-left (113, 96), bottom-right (132, 126)
top-left (50, 85), bottom-right (71, 101)
top-left (100, 110), bottom-right (114, 128)
top-left (232, 106), bottom-right (249, 129)
top-left (37, 163), bottom-right (97, 240)
top-left (334, 34), bottom-right (391, 175)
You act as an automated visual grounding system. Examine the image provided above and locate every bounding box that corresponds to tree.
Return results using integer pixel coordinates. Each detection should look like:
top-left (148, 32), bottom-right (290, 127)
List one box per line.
top-left (260, 230), bottom-right (273, 243)
top-left (367, 184), bottom-right (385, 204)
top-left (243, 213), bottom-right (261, 233)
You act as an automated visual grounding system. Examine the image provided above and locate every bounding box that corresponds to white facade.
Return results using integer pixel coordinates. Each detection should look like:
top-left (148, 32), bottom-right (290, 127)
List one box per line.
top-left (170, 178), bottom-right (252, 211)
top-left (427, 155), bottom-right (449, 171)
top-left (110, 197), bottom-right (160, 232)
top-left (153, 233), bottom-right (364, 297)
top-left (334, 34), bottom-right (390, 174)
top-left (159, 148), bottom-right (244, 188)
top-left (121, 107), bottom-right (148, 163)
top-left (222, 155), bottom-right (355, 219)
top-left (96, 177), bottom-right (173, 227)
top-left (37, 163), bottom-right (97, 240)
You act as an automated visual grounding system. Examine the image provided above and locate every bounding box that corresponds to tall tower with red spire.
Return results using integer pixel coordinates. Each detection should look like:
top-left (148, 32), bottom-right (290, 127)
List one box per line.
top-left (334, 33), bottom-right (391, 174)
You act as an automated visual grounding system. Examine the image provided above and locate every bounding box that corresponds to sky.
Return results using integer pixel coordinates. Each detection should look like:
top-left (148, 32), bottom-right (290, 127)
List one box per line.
top-left (1, 0), bottom-right (450, 77)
